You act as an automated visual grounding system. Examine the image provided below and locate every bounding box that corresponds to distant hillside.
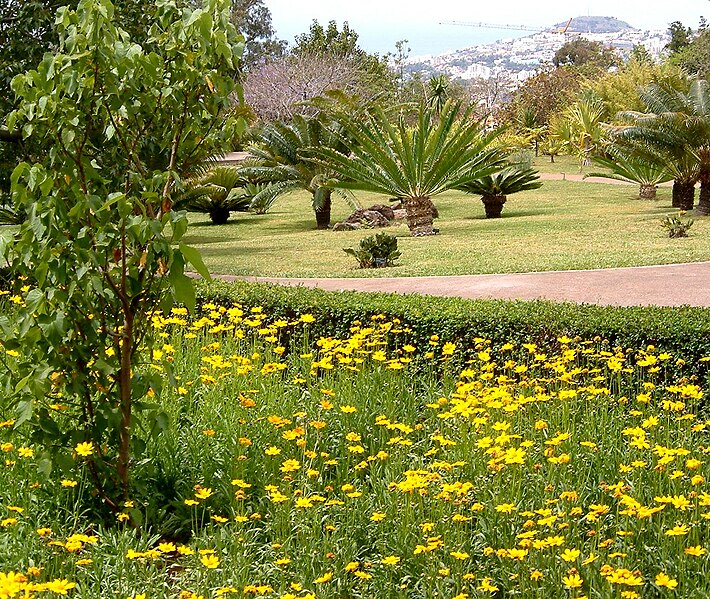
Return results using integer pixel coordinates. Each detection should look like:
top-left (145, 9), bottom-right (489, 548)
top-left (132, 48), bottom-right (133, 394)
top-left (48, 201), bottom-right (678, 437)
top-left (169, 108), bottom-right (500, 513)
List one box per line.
top-left (556, 16), bottom-right (633, 33)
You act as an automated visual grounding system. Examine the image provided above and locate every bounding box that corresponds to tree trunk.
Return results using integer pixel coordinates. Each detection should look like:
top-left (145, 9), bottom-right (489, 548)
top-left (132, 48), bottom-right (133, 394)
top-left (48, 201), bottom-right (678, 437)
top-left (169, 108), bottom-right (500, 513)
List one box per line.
top-left (403, 196), bottom-right (437, 236)
top-left (481, 194), bottom-right (507, 218)
top-left (672, 180), bottom-right (695, 210)
top-left (638, 184), bottom-right (657, 200)
top-left (314, 189), bottom-right (332, 230)
top-left (697, 178), bottom-right (710, 216)
top-left (209, 207), bottom-right (230, 225)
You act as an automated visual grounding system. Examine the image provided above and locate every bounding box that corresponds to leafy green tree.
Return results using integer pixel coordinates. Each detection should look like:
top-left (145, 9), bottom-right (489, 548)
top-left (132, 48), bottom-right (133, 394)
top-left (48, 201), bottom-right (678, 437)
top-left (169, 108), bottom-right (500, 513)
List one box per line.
top-left (672, 28), bottom-right (710, 79)
top-left (666, 20), bottom-right (693, 55)
top-left (500, 67), bottom-right (582, 131)
top-left (1, 0), bottom-right (242, 509)
top-left (229, 0), bottom-right (285, 69)
top-left (553, 38), bottom-right (619, 73)
top-left (310, 101), bottom-right (506, 236)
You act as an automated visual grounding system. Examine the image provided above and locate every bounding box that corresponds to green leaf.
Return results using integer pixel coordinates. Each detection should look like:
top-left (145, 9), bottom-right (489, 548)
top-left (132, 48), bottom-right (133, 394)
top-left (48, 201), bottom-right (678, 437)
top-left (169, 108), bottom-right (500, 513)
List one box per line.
top-left (15, 399), bottom-right (33, 427)
top-left (171, 273), bottom-right (196, 313)
top-left (179, 243), bottom-right (211, 281)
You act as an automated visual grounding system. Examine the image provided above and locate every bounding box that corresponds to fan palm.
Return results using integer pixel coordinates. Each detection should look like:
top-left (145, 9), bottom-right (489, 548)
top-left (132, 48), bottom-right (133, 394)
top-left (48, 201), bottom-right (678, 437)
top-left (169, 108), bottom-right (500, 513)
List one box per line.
top-left (242, 115), bottom-right (357, 229)
top-left (458, 165), bottom-right (542, 218)
top-left (309, 100), bottom-right (506, 236)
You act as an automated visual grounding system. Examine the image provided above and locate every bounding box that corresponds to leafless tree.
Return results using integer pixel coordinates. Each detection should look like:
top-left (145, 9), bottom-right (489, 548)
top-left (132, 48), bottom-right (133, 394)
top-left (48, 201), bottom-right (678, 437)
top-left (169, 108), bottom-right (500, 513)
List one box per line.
top-left (244, 52), bottom-right (366, 121)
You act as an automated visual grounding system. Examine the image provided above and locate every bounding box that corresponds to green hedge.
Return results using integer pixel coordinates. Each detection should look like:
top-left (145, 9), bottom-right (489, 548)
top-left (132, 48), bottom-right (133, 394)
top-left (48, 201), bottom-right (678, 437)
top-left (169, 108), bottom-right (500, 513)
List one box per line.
top-left (197, 280), bottom-right (710, 376)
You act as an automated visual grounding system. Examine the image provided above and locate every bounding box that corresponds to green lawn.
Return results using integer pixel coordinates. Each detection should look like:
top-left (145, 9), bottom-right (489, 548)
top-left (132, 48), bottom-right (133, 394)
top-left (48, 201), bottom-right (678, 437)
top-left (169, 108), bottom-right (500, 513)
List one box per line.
top-left (183, 179), bottom-right (710, 278)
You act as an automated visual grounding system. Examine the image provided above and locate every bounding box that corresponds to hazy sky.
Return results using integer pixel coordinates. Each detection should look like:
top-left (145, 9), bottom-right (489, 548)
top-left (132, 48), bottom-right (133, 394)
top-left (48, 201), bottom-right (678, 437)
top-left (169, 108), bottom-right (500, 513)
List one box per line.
top-left (266, 1), bottom-right (709, 56)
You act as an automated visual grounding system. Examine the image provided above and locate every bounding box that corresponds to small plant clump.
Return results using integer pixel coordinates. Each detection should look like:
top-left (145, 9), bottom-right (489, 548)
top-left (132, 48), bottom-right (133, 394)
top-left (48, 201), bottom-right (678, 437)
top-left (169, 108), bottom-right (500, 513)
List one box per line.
top-left (661, 212), bottom-right (694, 238)
top-left (344, 232), bottom-right (401, 268)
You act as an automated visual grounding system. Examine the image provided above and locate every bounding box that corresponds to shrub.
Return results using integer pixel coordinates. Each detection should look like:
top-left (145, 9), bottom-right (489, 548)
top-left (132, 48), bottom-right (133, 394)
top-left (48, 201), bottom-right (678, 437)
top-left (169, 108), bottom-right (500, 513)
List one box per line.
top-left (343, 232), bottom-right (401, 268)
top-left (197, 280), bottom-right (710, 380)
top-left (661, 212), bottom-right (694, 238)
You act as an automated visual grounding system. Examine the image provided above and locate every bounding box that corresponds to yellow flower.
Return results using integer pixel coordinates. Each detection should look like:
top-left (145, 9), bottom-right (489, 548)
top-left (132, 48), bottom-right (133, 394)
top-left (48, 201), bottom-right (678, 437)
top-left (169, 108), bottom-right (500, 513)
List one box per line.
top-left (200, 554), bottom-right (220, 569)
top-left (314, 572), bottom-right (333, 583)
top-left (684, 545), bottom-right (707, 557)
top-left (655, 572), bottom-right (678, 590)
top-left (194, 487), bottom-right (213, 500)
top-left (381, 555), bottom-right (401, 565)
top-left (560, 548), bottom-right (581, 562)
top-left (74, 442), bottom-right (94, 457)
top-left (477, 578), bottom-right (499, 592)
top-left (562, 573), bottom-right (583, 589)
top-left (665, 525), bottom-right (690, 536)
top-left (43, 579), bottom-right (76, 595)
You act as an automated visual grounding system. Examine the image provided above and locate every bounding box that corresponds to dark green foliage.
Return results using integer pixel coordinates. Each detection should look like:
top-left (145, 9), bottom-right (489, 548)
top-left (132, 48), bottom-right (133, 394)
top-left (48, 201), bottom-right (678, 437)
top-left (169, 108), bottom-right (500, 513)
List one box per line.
top-left (661, 212), bottom-right (694, 238)
top-left (196, 281), bottom-right (710, 380)
top-left (666, 20), bottom-right (694, 55)
top-left (174, 166), bottom-right (252, 224)
top-left (229, 0), bottom-right (285, 69)
top-left (343, 232), bottom-right (401, 269)
top-left (458, 165), bottom-right (543, 197)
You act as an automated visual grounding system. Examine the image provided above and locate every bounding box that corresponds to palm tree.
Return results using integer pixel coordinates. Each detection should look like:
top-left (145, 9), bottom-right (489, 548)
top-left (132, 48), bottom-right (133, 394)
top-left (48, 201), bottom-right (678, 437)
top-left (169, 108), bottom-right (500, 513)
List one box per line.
top-left (616, 80), bottom-right (710, 213)
top-left (458, 165), bottom-right (542, 218)
top-left (588, 145), bottom-right (673, 200)
top-left (309, 100), bottom-right (506, 236)
top-left (556, 96), bottom-right (606, 168)
top-left (243, 115), bottom-right (356, 229)
top-left (173, 166), bottom-right (252, 224)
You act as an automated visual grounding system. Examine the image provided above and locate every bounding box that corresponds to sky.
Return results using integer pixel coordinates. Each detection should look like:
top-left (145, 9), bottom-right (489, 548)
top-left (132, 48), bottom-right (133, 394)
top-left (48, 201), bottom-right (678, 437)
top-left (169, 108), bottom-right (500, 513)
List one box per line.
top-left (265, 0), bottom-right (709, 57)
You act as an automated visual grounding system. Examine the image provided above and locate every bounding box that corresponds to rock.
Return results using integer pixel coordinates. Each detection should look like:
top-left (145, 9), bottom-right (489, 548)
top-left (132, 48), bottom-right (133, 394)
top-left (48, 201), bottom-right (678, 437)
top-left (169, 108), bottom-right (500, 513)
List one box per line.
top-left (369, 204), bottom-right (395, 220)
top-left (392, 209), bottom-right (407, 220)
top-left (333, 222), bottom-right (361, 231)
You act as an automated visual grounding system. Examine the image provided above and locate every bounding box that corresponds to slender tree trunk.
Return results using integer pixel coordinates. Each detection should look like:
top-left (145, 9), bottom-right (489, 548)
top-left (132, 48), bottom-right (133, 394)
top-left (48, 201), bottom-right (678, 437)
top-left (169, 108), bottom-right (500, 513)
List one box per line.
top-left (697, 178), bottom-right (710, 215)
top-left (481, 194), bottom-right (507, 218)
top-left (404, 196), bottom-right (437, 236)
top-left (314, 189), bottom-right (332, 230)
top-left (672, 180), bottom-right (695, 210)
top-left (209, 207), bottom-right (230, 225)
top-left (639, 184), bottom-right (657, 200)
top-left (117, 310), bottom-right (134, 500)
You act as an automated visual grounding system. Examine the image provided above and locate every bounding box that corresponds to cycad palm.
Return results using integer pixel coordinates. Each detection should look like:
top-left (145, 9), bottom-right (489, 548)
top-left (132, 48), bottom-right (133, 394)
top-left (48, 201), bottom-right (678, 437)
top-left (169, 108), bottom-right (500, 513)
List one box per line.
top-left (616, 79), bottom-right (710, 212)
top-left (243, 115), bottom-right (354, 229)
top-left (310, 100), bottom-right (506, 236)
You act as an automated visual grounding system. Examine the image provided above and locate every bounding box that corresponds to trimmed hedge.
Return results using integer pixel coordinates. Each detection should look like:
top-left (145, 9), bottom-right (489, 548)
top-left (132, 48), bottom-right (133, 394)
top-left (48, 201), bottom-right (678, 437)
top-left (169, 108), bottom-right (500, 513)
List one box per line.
top-left (198, 280), bottom-right (710, 377)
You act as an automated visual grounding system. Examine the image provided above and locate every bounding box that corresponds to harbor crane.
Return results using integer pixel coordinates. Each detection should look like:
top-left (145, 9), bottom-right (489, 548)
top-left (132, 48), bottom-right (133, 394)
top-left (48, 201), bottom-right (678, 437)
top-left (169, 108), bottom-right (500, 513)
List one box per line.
top-left (439, 18), bottom-right (574, 35)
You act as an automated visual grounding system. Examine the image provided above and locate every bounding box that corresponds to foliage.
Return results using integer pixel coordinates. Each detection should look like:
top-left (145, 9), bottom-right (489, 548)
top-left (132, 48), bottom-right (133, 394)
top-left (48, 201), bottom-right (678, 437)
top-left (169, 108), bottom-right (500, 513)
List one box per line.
top-left (666, 20), bottom-right (694, 55)
top-left (584, 58), bottom-right (688, 119)
top-left (499, 66), bottom-right (583, 130)
top-left (661, 212), bottom-right (694, 238)
top-left (228, 0), bottom-right (285, 69)
top-left (552, 38), bottom-right (619, 73)
top-left (3, 300), bottom-right (710, 595)
top-left (615, 80), bottom-right (710, 211)
top-left (426, 75), bottom-right (450, 114)
top-left (200, 281), bottom-right (710, 373)
top-left (458, 164), bottom-right (542, 198)
top-left (174, 166), bottom-right (252, 225)
top-left (589, 145), bottom-right (673, 197)
top-left (553, 94), bottom-right (607, 167)
top-left (343, 232), bottom-right (401, 269)
top-left (0, 0), bottom-right (161, 206)
top-left (310, 100), bottom-right (506, 236)
top-left (672, 27), bottom-right (710, 79)
top-left (1, 0), bottom-right (242, 508)
top-left (242, 114), bottom-right (357, 228)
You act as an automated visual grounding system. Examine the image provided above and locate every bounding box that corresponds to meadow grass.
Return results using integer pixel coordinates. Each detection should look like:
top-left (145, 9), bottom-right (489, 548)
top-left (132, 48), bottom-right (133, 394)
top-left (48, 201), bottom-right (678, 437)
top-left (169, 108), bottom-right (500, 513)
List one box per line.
top-left (182, 180), bottom-right (710, 278)
top-left (1, 302), bottom-right (709, 598)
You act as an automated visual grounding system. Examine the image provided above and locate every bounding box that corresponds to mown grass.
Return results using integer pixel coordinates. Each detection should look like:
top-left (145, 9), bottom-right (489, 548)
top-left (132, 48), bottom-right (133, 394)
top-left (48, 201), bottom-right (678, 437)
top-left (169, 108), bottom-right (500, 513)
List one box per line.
top-left (183, 180), bottom-right (710, 278)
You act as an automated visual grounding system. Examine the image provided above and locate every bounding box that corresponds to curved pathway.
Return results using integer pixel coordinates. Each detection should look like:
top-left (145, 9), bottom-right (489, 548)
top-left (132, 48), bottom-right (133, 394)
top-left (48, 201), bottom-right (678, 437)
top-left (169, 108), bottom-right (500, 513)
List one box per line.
top-left (219, 261), bottom-right (710, 308)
